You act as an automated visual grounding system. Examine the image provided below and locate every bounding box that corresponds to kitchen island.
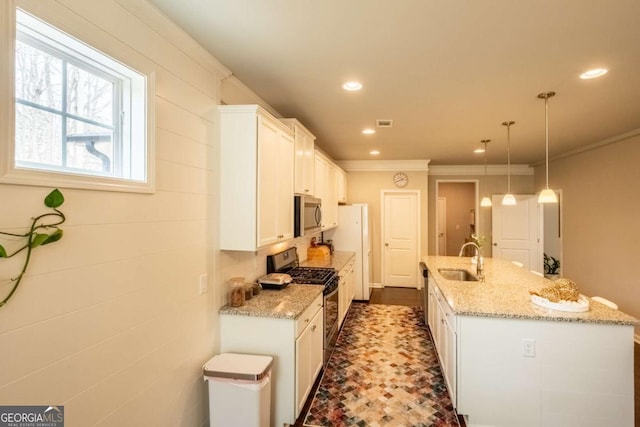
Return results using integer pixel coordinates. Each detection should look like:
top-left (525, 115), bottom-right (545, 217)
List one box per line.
top-left (424, 256), bottom-right (639, 427)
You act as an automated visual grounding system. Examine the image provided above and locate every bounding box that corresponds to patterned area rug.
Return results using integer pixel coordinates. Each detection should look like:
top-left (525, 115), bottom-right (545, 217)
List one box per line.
top-left (303, 303), bottom-right (460, 427)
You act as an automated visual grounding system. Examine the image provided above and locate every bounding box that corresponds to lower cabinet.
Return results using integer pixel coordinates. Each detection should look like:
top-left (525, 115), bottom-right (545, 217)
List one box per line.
top-left (338, 257), bottom-right (355, 327)
top-left (295, 308), bottom-right (323, 415)
top-left (220, 294), bottom-right (323, 427)
top-left (428, 281), bottom-right (457, 408)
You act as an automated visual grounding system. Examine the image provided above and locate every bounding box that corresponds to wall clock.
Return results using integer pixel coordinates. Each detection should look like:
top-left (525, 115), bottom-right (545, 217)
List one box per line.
top-left (393, 172), bottom-right (408, 188)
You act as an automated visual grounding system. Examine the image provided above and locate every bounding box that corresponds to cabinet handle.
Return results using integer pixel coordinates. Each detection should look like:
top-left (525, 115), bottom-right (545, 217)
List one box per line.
top-left (311, 325), bottom-right (317, 331)
top-left (305, 318), bottom-right (310, 323)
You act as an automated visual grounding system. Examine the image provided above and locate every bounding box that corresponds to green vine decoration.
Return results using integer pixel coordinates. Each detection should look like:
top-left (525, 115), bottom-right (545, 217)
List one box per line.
top-left (0, 189), bottom-right (65, 307)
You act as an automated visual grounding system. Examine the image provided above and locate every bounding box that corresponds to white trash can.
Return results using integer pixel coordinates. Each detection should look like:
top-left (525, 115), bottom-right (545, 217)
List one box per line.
top-left (203, 353), bottom-right (273, 427)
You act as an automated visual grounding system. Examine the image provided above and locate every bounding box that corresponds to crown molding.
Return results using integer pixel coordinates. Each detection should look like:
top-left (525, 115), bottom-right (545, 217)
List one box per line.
top-left (220, 76), bottom-right (282, 118)
top-left (337, 159), bottom-right (431, 172)
top-left (428, 164), bottom-right (533, 176)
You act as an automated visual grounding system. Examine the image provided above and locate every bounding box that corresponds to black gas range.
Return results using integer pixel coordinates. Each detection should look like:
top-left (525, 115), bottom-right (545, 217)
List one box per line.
top-left (266, 247), bottom-right (340, 365)
top-left (266, 247), bottom-right (338, 295)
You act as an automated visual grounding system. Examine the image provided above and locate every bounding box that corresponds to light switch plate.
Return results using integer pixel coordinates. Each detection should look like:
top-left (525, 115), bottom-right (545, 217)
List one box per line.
top-left (199, 273), bottom-right (208, 294)
top-left (522, 338), bottom-right (535, 357)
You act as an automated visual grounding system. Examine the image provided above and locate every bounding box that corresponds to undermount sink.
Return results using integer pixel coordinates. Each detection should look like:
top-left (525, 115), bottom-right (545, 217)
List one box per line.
top-left (438, 268), bottom-right (479, 282)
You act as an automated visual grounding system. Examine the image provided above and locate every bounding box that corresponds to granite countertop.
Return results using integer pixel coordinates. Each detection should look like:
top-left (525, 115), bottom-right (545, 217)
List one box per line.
top-left (219, 252), bottom-right (354, 320)
top-left (219, 284), bottom-right (323, 320)
top-left (425, 256), bottom-right (640, 326)
top-left (300, 250), bottom-right (355, 271)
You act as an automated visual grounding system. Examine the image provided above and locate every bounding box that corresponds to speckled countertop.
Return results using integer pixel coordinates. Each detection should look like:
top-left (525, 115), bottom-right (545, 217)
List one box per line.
top-left (219, 252), bottom-right (354, 320)
top-left (425, 256), bottom-right (640, 326)
top-left (300, 250), bottom-right (355, 271)
top-left (219, 284), bottom-right (323, 320)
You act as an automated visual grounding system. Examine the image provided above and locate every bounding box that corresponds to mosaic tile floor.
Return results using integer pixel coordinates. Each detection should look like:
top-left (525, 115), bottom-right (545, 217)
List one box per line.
top-left (303, 303), bottom-right (460, 427)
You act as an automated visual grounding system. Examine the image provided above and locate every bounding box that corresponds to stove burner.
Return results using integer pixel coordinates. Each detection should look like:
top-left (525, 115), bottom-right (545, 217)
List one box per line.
top-left (287, 267), bottom-right (335, 285)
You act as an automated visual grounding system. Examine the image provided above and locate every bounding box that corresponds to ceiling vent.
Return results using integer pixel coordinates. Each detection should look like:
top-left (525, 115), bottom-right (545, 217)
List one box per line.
top-left (376, 119), bottom-right (393, 128)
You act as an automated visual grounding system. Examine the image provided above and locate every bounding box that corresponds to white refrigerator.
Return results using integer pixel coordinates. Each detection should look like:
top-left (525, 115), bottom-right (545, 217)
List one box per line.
top-left (327, 204), bottom-right (371, 301)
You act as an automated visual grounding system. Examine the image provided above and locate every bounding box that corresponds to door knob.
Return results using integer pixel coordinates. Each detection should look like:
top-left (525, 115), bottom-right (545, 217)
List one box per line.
top-left (493, 243), bottom-right (497, 246)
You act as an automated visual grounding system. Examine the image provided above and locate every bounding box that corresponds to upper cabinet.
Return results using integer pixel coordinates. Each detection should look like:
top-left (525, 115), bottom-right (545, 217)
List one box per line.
top-left (314, 151), bottom-right (339, 231)
top-left (281, 119), bottom-right (316, 197)
top-left (219, 105), bottom-right (294, 251)
top-left (336, 167), bottom-right (347, 203)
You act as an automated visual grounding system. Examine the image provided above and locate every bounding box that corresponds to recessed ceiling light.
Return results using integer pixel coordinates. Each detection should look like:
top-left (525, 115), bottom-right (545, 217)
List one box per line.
top-left (474, 148), bottom-right (485, 154)
top-left (342, 81), bottom-right (363, 91)
top-left (580, 68), bottom-right (608, 79)
top-left (369, 150), bottom-right (380, 156)
top-left (362, 128), bottom-right (375, 135)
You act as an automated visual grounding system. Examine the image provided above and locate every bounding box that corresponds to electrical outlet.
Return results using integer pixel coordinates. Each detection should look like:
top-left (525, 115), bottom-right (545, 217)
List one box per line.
top-left (199, 273), bottom-right (208, 295)
top-left (522, 338), bottom-right (535, 357)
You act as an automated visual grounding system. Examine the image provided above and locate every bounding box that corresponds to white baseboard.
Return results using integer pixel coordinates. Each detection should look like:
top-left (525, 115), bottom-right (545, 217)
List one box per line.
top-left (369, 282), bottom-right (383, 289)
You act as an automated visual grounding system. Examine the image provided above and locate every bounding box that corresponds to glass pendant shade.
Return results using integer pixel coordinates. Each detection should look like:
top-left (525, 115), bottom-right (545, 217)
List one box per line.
top-left (502, 193), bottom-right (516, 205)
top-left (538, 91), bottom-right (558, 204)
top-left (481, 196), bottom-right (492, 207)
top-left (538, 188), bottom-right (558, 203)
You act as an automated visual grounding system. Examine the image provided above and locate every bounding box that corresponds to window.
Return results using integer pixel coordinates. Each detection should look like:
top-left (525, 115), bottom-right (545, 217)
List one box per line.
top-left (2, 9), bottom-right (154, 192)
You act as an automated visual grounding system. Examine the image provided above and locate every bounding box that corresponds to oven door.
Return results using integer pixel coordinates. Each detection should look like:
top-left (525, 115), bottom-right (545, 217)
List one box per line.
top-left (323, 284), bottom-right (339, 365)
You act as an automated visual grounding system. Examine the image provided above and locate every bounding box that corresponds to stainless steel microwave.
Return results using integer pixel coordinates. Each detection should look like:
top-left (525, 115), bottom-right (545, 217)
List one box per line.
top-left (294, 196), bottom-right (322, 237)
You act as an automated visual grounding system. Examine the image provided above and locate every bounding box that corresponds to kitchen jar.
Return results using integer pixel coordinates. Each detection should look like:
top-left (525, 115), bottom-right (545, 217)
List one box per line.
top-left (229, 277), bottom-right (245, 307)
top-left (244, 283), bottom-right (253, 301)
top-left (252, 281), bottom-right (262, 296)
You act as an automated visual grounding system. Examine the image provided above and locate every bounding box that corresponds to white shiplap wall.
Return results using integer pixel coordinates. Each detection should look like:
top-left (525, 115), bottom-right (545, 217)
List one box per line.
top-left (0, 0), bottom-right (227, 426)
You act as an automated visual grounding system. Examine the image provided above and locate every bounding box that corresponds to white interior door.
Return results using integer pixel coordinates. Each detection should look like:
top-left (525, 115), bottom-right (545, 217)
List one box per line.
top-left (437, 197), bottom-right (447, 256)
top-left (383, 192), bottom-right (418, 288)
top-left (492, 195), bottom-right (543, 273)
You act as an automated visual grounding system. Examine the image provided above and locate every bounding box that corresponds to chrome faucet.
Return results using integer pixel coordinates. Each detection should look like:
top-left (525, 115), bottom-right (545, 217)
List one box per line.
top-left (458, 242), bottom-right (484, 280)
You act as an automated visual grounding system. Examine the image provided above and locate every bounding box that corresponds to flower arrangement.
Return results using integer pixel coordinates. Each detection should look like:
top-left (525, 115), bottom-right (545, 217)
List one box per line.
top-left (544, 253), bottom-right (560, 275)
top-left (471, 233), bottom-right (486, 248)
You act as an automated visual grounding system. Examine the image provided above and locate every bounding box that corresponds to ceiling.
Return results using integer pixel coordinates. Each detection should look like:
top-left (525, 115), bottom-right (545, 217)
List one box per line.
top-left (148, 0), bottom-right (640, 165)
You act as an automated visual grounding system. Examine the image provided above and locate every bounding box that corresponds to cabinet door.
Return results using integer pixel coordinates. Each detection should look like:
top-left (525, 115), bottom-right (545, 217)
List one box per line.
top-left (296, 308), bottom-right (323, 417)
top-left (302, 133), bottom-right (315, 196)
top-left (277, 130), bottom-right (294, 241)
top-left (323, 163), bottom-right (338, 230)
top-left (337, 168), bottom-right (347, 203)
top-left (428, 283), bottom-right (437, 336)
top-left (308, 308), bottom-right (324, 390)
top-left (444, 318), bottom-right (457, 407)
top-left (347, 264), bottom-right (355, 305)
top-left (294, 127), bottom-right (315, 196)
top-left (314, 154), bottom-right (326, 212)
top-left (257, 116), bottom-right (281, 247)
top-left (338, 277), bottom-right (347, 326)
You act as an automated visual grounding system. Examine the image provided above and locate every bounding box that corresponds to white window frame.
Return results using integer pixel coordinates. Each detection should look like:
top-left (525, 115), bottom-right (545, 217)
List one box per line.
top-left (0, 4), bottom-right (155, 193)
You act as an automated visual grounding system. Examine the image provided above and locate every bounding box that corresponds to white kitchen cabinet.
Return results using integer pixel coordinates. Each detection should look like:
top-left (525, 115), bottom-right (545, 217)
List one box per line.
top-left (281, 118), bottom-right (316, 196)
top-left (337, 167), bottom-right (347, 203)
top-left (295, 308), bottom-right (323, 414)
top-left (430, 282), bottom-right (457, 408)
top-left (219, 105), bottom-right (294, 251)
top-left (314, 152), bottom-right (339, 231)
top-left (338, 256), bottom-right (355, 327)
top-left (220, 294), bottom-right (323, 427)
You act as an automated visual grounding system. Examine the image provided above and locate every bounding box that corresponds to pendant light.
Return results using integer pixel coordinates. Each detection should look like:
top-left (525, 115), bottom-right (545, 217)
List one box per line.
top-left (502, 121), bottom-right (516, 205)
top-left (537, 91), bottom-right (558, 203)
top-left (480, 139), bottom-right (492, 207)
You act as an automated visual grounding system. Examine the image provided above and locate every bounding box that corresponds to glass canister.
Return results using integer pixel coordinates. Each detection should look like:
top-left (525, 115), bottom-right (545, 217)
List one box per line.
top-left (244, 283), bottom-right (253, 301)
top-left (228, 277), bottom-right (245, 307)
